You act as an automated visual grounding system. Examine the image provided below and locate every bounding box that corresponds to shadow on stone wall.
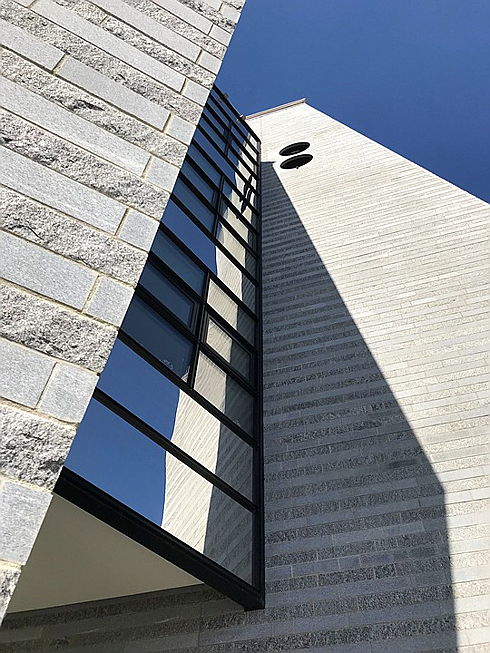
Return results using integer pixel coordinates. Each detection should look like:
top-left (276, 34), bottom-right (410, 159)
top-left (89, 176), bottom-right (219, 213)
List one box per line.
top-left (0, 162), bottom-right (458, 652)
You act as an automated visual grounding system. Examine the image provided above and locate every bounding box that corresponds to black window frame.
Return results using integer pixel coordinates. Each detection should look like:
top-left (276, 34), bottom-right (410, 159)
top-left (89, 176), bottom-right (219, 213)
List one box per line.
top-left (56, 85), bottom-right (265, 610)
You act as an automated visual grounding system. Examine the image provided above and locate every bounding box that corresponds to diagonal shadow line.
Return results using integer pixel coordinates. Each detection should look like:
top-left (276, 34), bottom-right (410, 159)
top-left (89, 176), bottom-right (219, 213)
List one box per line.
top-left (0, 163), bottom-right (460, 652)
top-left (237, 160), bottom-right (458, 650)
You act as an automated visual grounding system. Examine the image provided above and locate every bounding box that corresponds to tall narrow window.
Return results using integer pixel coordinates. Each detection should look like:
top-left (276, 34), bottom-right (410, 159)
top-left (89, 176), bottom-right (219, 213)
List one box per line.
top-left (58, 86), bottom-right (264, 610)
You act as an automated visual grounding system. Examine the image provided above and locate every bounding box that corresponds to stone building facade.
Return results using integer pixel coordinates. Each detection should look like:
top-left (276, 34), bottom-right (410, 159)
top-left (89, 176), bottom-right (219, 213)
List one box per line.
top-left (1, 1), bottom-right (489, 650)
top-left (2, 93), bottom-right (489, 651)
top-left (0, 0), bottom-right (245, 618)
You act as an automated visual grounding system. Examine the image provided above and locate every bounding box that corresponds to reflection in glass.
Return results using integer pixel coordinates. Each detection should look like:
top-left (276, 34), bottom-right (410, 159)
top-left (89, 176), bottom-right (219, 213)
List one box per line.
top-left (207, 318), bottom-right (251, 380)
top-left (163, 454), bottom-right (253, 582)
top-left (173, 180), bottom-right (215, 231)
top-left (194, 130), bottom-right (236, 184)
top-left (216, 248), bottom-right (256, 311)
top-left (66, 400), bottom-right (253, 582)
top-left (217, 222), bottom-right (256, 277)
top-left (122, 296), bottom-right (193, 379)
top-left (207, 281), bottom-right (255, 344)
top-left (220, 200), bottom-right (256, 248)
top-left (152, 231), bottom-right (204, 295)
top-left (166, 194), bottom-right (214, 232)
top-left (139, 264), bottom-right (195, 327)
top-left (187, 145), bottom-right (222, 187)
top-left (67, 88), bottom-right (261, 595)
top-left (202, 107), bottom-right (226, 135)
top-left (65, 399), bottom-right (166, 524)
top-left (181, 162), bottom-right (215, 203)
top-left (208, 94), bottom-right (232, 128)
top-left (223, 182), bottom-right (257, 228)
top-left (195, 353), bottom-right (254, 435)
top-left (162, 204), bottom-right (255, 311)
top-left (162, 203), bottom-right (217, 274)
top-left (98, 340), bottom-right (253, 498)
top-left (200, 116), bottom-right (227, 153)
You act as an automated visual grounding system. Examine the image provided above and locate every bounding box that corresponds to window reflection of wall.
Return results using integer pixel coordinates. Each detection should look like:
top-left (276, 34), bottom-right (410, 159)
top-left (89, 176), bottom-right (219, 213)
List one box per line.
top-left (62, 86), bottom-right (261, 595)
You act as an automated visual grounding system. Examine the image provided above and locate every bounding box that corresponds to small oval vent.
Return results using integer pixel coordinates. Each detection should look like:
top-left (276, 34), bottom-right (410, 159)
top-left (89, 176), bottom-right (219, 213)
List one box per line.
top-left (280, 154), bottom-right (313, 169)
top-left (279, 142), bottom-right (310, 156)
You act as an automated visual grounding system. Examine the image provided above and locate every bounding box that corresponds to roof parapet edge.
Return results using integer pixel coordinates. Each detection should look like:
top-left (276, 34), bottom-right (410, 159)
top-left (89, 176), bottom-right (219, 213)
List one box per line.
top-left (244, 98), bottom-right (307, 120)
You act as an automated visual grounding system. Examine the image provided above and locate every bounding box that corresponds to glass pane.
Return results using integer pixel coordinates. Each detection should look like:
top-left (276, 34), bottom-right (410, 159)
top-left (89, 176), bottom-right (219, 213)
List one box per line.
top-left (216, 222), bottom-right (256, 277)
top-left (237, 156), bottom-right (254, 179)
top-left (162, 208), bottom-right (254, 309)
top-left (139, 264), bottom-right (194, 327)
top-left (151, 231), bottom-right (204, 295)
top-left (228, 147), bottom-right (254, 180)
top-left (241, 203), bottom-right (256, 226)
top-left (208, 94), bottom-right (232, 128)
top-left (233, 136), bottom-right (257, 170)
top-left (207, 319), bottom-right (251, 380)
top-left (65, 400), bottom-right (253, 582)
top-left (168, 189), bottom-right (214, 232)
top-left (162, 453), bottom-right (253, 583)
top-left (65, 399), bottom-right (167, 524)
top-left (222, 181), bottom-right (241, 208)
top-left (219, 200), bottom-right (251, 244)
top-left (207, 281), bottom-right (255, 344)
top-left (195, 353), bottom-right (254, 435)
top-left (122, 296), bottom-right (193, 380)
top-left (216, 248), bottom-right (256, 311)
top-left (194, 130), bottom-right (238, 187)
top-left (187, 145), bottom-right (222, 187)
top-left (181, 162), bottom-right (216, 203)
top-left (202, 107), bottom-right (226, 135)
top-left (162, 202), bottom-right (217, 273)
top-left (200, 117), bottom-right (227, 153)
top-left (98, 340), bottom-right (253, 498)
top-left (223, 182), bottom-right (257, 228)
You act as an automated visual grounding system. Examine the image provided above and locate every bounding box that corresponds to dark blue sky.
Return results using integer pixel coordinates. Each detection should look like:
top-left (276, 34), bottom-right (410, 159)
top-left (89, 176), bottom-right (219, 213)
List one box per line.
top-left (217, 0), bottom-right (490, 202)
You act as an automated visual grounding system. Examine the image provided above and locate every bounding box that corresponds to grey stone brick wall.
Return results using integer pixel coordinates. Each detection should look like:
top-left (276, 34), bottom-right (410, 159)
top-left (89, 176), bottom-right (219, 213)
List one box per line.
top-left (0, 0), bottom-right (245, 619)
top-left (2, 99), bottom-right (489, 650)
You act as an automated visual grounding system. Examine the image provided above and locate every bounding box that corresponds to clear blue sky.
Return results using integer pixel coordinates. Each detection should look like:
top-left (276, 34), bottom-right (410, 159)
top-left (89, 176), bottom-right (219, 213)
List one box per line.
top-left (217, 0), bottom-right (490, 202)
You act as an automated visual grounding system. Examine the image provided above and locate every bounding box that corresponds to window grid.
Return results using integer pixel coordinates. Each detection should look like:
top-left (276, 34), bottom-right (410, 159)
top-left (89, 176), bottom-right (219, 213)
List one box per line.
top-left (61, 85), bottom-right (263, 602)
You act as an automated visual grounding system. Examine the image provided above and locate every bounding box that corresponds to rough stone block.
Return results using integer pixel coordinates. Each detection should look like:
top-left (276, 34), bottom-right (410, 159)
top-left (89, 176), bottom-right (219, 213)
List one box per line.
top-left (38, 363), bottom-right (98, 423)
top-left (58, 57), bottom-right (169, 130)
top-left (0, 147), bottom-right (125, 234)
top-left (0, 404), bottom-right (74, 490)
top-left (0, 187), bottom-right (146, 286)
top-left (146, 158), bottom-right (180, 192)
top-left (85, 277), bottom-right (134, 326)
top-left (101, 16), bottom-right (214, 88)
top-left (220, 3), bottom-right (241, 22)
top-left (183, 79), bottom-right (210, 106)
top-left (90, 0), bottom-right (201, 60)
top-left (119, 210), bottom-right (160, 251)
top-left (0, 50), bottom-right (182, 165)
top-left (0, 77), bottom-right (150, 176)
top-left (0, 286), bottom-right (117, 373)
top-left (0, 231), bottom-right (97, 310)
top-left (0, 339), bottom-right (54, 409)
top-left (0, 564), bottom-right (21, 623)
top-left (33, 0), bottom-right (185, 91)
top-left (175, 0), bottom-right (235, 33)
top-left (202, 0), bottom-right (222, 10)
top-left (0, 18), bottom-right (63, 70)
top-left (153, 0), bottom-right (212, 34)
top-left (0, 480), bottom-right (51, 565)
top-left (166, 114), bottom-right (196, 144)
top-left (1, 111), bottom-right (169, 220)
top-left (198, 50), bottom-right (222, 74)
